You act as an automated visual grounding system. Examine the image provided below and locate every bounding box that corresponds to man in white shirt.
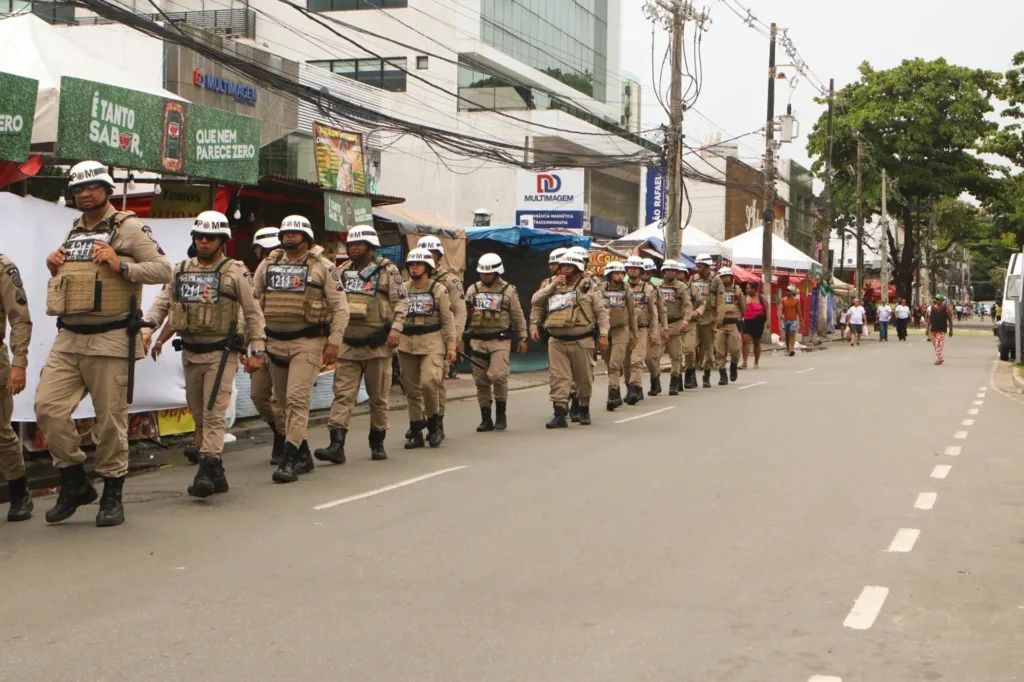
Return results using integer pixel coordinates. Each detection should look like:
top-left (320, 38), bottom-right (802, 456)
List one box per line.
top-left (894, 299), bottom-right (911, 341)
top-left (877, 301), bottom-right (892, 342)
top-left (847, 298), bottom-right (867, 346)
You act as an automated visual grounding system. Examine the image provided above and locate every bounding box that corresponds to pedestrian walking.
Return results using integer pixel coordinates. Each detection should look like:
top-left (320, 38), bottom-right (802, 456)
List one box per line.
top-left (37, 161), bottom-right (173, 527)
top-left (657, 260), bottom-right (692, 395)
top-left (595, 260), bottom-right (637, 410)
top-left (715, 267), bottom-right (746, 384)
top-left (894, 298), bottom-right (910, 341)
top-left (249, 226), bottom-right (284, 464)
top-left (0, 253), bottom-right (32, 522)
top-left (641, 258), bottom-right (668, 395)
top-left (741, 284), bottom-right (767, 369)
top-left (623, 256), bottom-right (659, 404)
top-left (691, 254), bottom-right (723, 388)
top-left (877, 300), bottom-right (892, 341)
top-left (846, 297), bottom-right (867, 346)
top-left (928, 294), bottom-right (954, 365)
top-left (779, 285), bottom-right (801, 356)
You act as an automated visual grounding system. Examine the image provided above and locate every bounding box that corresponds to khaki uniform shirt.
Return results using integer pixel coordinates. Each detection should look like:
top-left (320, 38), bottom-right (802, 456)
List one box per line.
top-left (334, 256), bottom-right (409, 361)
top-left (432, 268), bottom-right (467, 341)
top-left (398, 278), bottom-right (456, 355)
top-left (717, 283), bottom-right (747, 325)
top-left (0, 254), bottom-right (31, 374)
top-left (529, 276), bottom-right (611, 346)
top-left (692, 273), bottom-right (724, 325)
top-left (686, 277), bottom-right (705, 323)
top-left (596, 279), bottom-right (638, 339)
top-left (627, 276), bottom-right (661, 338)
top-left (465, 278), bottom-right (528, 343)
top-left (660, 278), bottom-right (693, 335)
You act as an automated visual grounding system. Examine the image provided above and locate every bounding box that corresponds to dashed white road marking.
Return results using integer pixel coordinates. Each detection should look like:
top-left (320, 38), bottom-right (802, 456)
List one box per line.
top-left (314, 466), bottom-right (468, 510)
top-left (886, 528), bottom-right (921, 553)
top-left (614, 406), bottom-right (676, 424)
top-left (796, 367), bottom-right (816, 374)
top-left (973, 400), bottom-right (984, 406)
top-left (962, 419), bottom-right (975, 426)
top-left (809, 677), bottom-right (842, 682)
top-left (931, 464), bottom-right (952, 479)
top-left (976, 393), bottom-right (986, 398)
top-left (967, 408), bottom-right (979, 415)
top-left (953, 431), bottom-right (968, 439)
top-left (737, 381), bottom-right (767, 390)
top-left (980, 386), bottom-right (988, 391)
top-left (944, 446), bottom-right (961, 456)
top-left (914, 492), bottom-right (937, 510)
top-left (843, 586), bottom-right (889, 630)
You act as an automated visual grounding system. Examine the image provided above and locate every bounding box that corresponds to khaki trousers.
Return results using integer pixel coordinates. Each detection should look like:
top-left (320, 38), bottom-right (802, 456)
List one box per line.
top-left (329, 355), bottom-right (392, 431)
top-left (683, 327), bottom-right (698, 369)
top-left (399, 352), bottom-right (443, 422)
top-left (35, 352), bottom-right (130, 478)
top-left (626, 327), bottom-right (650, 385)
top-left (267, 340), bottom-right (322, 447)
top-left (698, 323), bottom-right (718, 370)
top-left (249, 363), bottom-right (275, 427)
top-left (603, 326), bottom-right (630, 388)
top-left (548, 338), bottom-right (594, 407)
top-left (0, 392), bottom-right (24, 481)
top-left (715, 324), bottom-right (742, 365)
top-left (645, 333), bottom-right (663, 376)
top-left (665, 333), bottom-right (684, 374)
top-left (469, 338), bottom-right (511, 407)
top-left (183, 355), bottom-right (238, 459)
top-left (438, 358), bottom-right (450, 415)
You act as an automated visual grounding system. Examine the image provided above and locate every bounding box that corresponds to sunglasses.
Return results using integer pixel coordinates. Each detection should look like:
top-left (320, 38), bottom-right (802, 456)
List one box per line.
top-left (193, 234), bottom-right (221, 242)
top-left (70, 183), bottom-right (106, 196)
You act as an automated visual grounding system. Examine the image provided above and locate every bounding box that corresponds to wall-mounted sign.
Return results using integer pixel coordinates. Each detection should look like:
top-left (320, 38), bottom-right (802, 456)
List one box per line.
top-left (149, 186), bottom-right (212, 219)
top-left (313, 122), bottom-right (367, 194)
top-left (514, 168), bottom-right (585, 233)
top-left (0, 72), bottom-right (37, 163)
top-left (325, 192), bottom-right (373, 233)
top-left (192, 70), bottom-right (258, 105)
top-left (644, 166), bottom-right (666, 226)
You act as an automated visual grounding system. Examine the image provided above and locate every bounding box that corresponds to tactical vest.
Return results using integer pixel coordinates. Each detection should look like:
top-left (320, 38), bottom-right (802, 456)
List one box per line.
top-left (46, 214), bottom-right (142, 318)
top-left (721, 286), bottom-right (743, 320)
top-left (168, 257), bottom-right (237, 335)
top-left (601, 282), bottom-right (630, 329)
top-left (544, 280), bottom-right (595, 333)
top-left (403, 278), bottom-right (442, 336)
top-left (467, 281), bottom-right (512, 337)
top-left (632, 283), bottom-right (650, 328)
top-left (692, 276), bottom-right (713, 300)
top-left (260, 250), bottom-right (329, 327)
top-left (339, 256), bottom-right (393, 341)
top-left (662, 280), bottom-right (686, 322)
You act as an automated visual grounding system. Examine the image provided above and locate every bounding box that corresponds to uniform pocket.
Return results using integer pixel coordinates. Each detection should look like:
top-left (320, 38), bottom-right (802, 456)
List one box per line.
top-left (45, 276), bottom-right (68, 316)
top-left (114, 373), bottom-right (129, 406)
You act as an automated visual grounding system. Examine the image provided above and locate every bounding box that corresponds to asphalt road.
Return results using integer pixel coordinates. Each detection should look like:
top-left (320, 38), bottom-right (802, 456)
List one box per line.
top-left (3, 333), bottom-right (1024, 682)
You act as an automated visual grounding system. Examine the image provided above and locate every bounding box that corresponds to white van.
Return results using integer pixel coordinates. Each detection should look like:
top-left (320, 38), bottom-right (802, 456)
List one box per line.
top-left (997, 253), bottom-right (1022, 360)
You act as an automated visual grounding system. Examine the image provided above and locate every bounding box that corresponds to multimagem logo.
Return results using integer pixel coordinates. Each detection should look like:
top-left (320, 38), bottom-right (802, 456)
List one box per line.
top-left (193, 70), bottom-right (258, 105)
top-left (525, 173), bottom-right (574, 203)
top-left (536, 173), bottom-right (562, 193)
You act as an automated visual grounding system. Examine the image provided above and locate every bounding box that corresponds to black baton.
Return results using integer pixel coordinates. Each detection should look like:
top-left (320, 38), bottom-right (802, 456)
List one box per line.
top-left (207, 317), bottom-right (240, 412)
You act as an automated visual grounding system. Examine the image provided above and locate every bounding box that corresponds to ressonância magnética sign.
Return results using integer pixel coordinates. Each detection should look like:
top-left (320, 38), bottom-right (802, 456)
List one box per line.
top-left (0, 72), bottom-right (38, 163)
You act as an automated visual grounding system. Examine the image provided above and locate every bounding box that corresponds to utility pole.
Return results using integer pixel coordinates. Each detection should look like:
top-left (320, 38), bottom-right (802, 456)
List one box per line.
top-left (823, 78), bottom-right (834, 268)
top-left (761, 22), bottom-right (777, 332)
top-left (880, 168), bottom-right (889, 304)
top-left (663, 0), bottom-right (684, 261)
top-left (855, 140), bottom-right (864, 296)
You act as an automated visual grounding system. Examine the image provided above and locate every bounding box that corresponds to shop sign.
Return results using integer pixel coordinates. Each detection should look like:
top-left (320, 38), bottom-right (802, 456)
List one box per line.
top-left (515, 168), bottom-right (585, 233)
top-left (586, 250), bottom-right (620, 276)
top-left (313, 122), bottom-right (368, 194)
top-left (324, 192), bottom-right (373, 233)
top-left (192, 69), bottom-right (258, 105)
top-left (0, 72), bottom-right (37, 163)
top-left (185, 103), bottom-right (260, 185)
top-left (644, 166), bottom-right (666, 225)
top-left (149, 186), bottom-right (212, 219)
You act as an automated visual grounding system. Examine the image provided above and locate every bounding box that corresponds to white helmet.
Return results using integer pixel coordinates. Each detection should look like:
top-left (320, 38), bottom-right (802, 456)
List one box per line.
top-left (625, 255), bottom-right (645, 270)
top-left (253, 226), bottom-right (280, 250)
top-left (558, 249), bottom-right (587, 272)
top-left (476, 253), bottom-right (504, 275)
top-left (642, 258), bottom-right (657, 272)
top-left (568, 246), bottom-right (589, 260)
top-left (603, 261), bottom-right (626, 276)
top-left (549, 247), bottom-right (569, 264)
top-left (280, 215), bottom-right (314, 242)
top-left (417, 235), bottom-right (444, 254)
top-left (68, 160), bottom-right (115, 191)
top-left (347, 224), bottom-right (380, 247)
top-left (661, 259), bottom-right (682, 272)
top-left (719, 266), bottom-right (734, 277)
top-left (406, 247), bottom-right (435, 269)
top-left (192, 210), bottom-right (232, 239)
top-left (696, 253), bottom-right (714, 266)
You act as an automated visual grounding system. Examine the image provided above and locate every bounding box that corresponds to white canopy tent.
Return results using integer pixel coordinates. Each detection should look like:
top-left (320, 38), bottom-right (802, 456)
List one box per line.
top-left (606, 222), bottom-right (733, 260)
top-left (0, 15), bottom-right (185, 144)
top-left (722, 226), bottom-right (820, 271)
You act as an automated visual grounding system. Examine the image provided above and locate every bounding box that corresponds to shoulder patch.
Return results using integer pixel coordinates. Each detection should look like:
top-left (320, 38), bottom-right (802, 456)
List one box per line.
top-left (15, 288), bottom-right (27, 306)
top-left (244, 270), bottom-right (255, 287)
top-left (332, 268), bottom-right (343, 281)
top-left (7, 266), bottom-right (23, 289)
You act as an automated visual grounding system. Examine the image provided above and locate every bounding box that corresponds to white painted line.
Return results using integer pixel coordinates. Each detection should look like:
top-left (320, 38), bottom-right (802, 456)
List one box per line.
top-left (931, 464), bottom-right (952, 479)
top-left (796, 367), bottom-right (816, 374)
top-left (737, 381), bottom-right (767, 390)
top-left (973, 400), bottom-right (984, 406)
top-left (976, 393), bottom-right (986, 398)
top-left (840, 356), bottom-right (852, 362)
top-left (962, 419), bottom-right (975, 426)
top-left (980, 386), bottom-right (988, 391)
top-left (614, 406), bottom-right (676, 424)
top-left (314, 466), bottom-right (468, 510)
top-left (953, 431), bottom-right (968, 439)
top-left (914, 492), bottom-right (937, 510)
top-left (886, 528), bottom-right (921, 553)
top-left (809, 677), bottom-right (842, 682)
top-left (967, 408), bottom-right (979, 415)
top-left (843, 586), bottom-right (889, 630)
top-left (944, 446), bottom-right (961, 456)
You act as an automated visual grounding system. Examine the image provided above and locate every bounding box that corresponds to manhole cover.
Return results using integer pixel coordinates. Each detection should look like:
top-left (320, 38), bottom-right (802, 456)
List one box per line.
top-left (122, 490), bottom-right (184, 504)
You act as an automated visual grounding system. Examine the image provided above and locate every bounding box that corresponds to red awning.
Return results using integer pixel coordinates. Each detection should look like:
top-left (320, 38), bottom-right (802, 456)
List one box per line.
top-left (728, 264), bottom-right (760, 284)
top-left (0, 156), bottom-right (43, 189)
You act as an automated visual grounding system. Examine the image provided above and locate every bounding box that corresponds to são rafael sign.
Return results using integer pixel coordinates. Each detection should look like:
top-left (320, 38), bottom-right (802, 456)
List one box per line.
top-left (56, 76), bottom-right (260, 185)
top-left (0, 72), bottom-right (38, 163)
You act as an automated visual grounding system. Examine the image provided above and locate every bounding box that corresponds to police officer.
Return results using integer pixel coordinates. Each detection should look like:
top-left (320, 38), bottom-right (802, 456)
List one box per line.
top-left (0, 254), bottom-right (31, 521)
top-left (530, 249), bottom-right (609, 428)
top-left (595, 260), bottom-right (637, 410)
top-left (691, 254), bottom-right (723, 388)
top-left (416, 236), bottom-right (466, 441)
top-left (642, 257), bottom-right (668, 395)
top-left (464, 253), bottom-right (528, 432)
top-left (715, 266), bottom-right (746, 385)
top-left (250, 226), bottom-right (284, 464)
top-left (623, 256), bottom-right (659, 405)
top-left (682, 262), bottom-right (705, 389)
top-left (144, 212), bottom-right (267, 498)
top-left (398, 248), bottom-right (456, 448)
top-left (567, 246), bottom-right (599, 419)
top-left (531, 246), bottom-right (582, 420)
top-left (658, 260), bottom-right (693, 396)
top-left (539, 248), bottom-right (569, 289)
top-left (254, 215), bottom-right (349, 484)
top-left (315, 225), bottom-right (407, 463)
top-left (37, 161), bottom-right (172, 527)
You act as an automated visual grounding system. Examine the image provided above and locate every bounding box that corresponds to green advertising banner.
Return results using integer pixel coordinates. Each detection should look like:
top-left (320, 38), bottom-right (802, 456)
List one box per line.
top-left (325, 192), bottom-right (373, 233)
top-left (0, 72), bottom-right (38, 163)
top-left (56, 76), bottom-right (260, 185)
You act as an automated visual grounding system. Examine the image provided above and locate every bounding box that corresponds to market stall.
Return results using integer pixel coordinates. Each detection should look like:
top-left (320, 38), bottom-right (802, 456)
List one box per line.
top-left (605, 222), bottom-right (733, 260)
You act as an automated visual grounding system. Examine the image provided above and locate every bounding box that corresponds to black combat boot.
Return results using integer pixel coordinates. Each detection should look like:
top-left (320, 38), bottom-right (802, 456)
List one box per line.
top-left (270, 428), bottom-right (286, 466)
top-left (314, 428), bottom-right (347, 464)
top-left (404, 421), bottom-right (426, 449)
top-left (669, 374), bottom-right (681, 395)
top-left (607, 386), bottom-right (621, 411)
top-left (209, 458), bottom-right (229, 494)
top-left (685, 368), bottom-right (698, 390)
top-left (494, 401), bottom-right (508, 431)
top-left (624, 384), bottom-right (640, 405)
top-left (578, 404), bottom-right (591, 426)
top-left (272, 442), bottom-right (301, 484)
top-left (649, 374), bottom-right (661, 396)
top-left (6, 476), bottom-right (33, 522)
top-left (718, 368), bottom-right (729, 386)
top-left (95, 476), bottom-right (125, 527)
top-left (476, 406), bottom-right (495, 432)
top-left (296, 441), bottom-right (315, 474)
top-left (702, 370), bottom-right (712, 388)
top-left (546, 405), bottom-right (569, 429)
top-left (45, 463), bottom-right (98, 524)
top-left (183, 443), bottom-right (200, 465)
top-left (427, 415), bottom-right (443, 448)
top-left (188, 456), bottom-right (216, 499)
top-left (437, 415), bottom-right (446, 442)
top-left (729, 361), bottom-right (739, 383)
top-left (370, 429), bottom-right (388, 460)
top-left (568, 396), bottom-right (582, 423)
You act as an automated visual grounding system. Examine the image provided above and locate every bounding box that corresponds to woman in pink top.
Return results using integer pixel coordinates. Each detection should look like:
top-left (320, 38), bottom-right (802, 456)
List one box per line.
top-left (741, 284), bottom-right (768, 368)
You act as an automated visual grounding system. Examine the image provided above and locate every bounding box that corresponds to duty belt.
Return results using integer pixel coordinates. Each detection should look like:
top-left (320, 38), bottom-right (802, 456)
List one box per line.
top-left (467, 328), bottom-right (512, 341)
top-left (343, 326), bottom-right (390, 348)
top-left (667, 316), bottom-right (683, 323)
top-left (637, 323), bottom-right (650, 329)
top-left (265, 324), bottom-right (327, 341)
top-left (401, 323), bottom-right (442, 336)
top-left (547, 329), bottom-right (593, 342)
top-left (723, 317), bottom-right (739, 324)
top-left (180, 338), bottom-right (231, 354)
top-left (57, 317), bottom-right (130, 335)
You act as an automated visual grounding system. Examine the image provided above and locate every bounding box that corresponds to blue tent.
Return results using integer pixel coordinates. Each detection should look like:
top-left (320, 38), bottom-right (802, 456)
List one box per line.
top-left (465, 226), bottom-right (592, 251)
top-left (643, 236), bottom-right (698, 269)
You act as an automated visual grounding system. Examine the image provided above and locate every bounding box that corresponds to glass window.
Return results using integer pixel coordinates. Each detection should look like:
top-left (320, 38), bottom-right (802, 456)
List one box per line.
top-left (307, 0), bottom-right (408, 11)
top-left (416, 55), bottom-right (429, 70)
top-left (308, 58), bottom-right (406, 92)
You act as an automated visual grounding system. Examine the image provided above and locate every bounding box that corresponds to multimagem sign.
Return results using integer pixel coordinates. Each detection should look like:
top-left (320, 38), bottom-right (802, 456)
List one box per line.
top-left (516, 169), bottom-right (586, 232)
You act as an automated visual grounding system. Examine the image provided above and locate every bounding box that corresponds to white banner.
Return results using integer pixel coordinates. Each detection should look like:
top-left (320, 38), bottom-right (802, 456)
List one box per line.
top-left (1, 193), bottom-right (195, 422)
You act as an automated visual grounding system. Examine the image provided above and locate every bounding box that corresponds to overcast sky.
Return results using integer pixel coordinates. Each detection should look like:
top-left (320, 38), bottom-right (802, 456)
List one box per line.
top-left (619, 0), bottom-right (1024, 171)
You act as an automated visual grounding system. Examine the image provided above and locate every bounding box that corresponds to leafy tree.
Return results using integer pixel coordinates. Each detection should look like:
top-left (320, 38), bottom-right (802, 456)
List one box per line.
top-left (981, 52), bottom-right (1024, 249)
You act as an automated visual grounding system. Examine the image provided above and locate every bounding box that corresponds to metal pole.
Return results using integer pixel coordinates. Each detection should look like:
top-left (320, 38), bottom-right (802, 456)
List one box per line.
top-left (881, 168), bottom-right (889, 304)
top-left (761, 23), bottom-right (777, 333)
top-left (664, 0), bottom-right (684, 261)
top-left (823, 78), bottom-right (834, 262)
top-left (855, 141), bottom-right (864, 296)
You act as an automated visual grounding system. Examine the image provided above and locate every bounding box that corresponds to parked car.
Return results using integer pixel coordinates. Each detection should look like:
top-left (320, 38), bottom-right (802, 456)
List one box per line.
top-left (998, 254), bottom-right (1021, 361)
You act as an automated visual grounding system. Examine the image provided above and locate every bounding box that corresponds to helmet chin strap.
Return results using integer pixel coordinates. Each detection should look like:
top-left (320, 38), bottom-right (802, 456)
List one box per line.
top-left (281, 241), bottom-right (301, 251)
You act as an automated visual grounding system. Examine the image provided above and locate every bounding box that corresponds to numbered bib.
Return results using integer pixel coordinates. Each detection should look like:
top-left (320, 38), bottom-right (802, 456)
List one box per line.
top-left (342, 270), bottom-right (378, 295)
top-left (177, 272), bottom-right (220, 303)
top-left (473, 292), bottom-right (504, 312)
top-left (63, 231), bottom-right (113, 263)
top-left (696, 281), bottom-right (711, 296)
top-left (605, 291), bottom-right (626, 309)
top-left (661, 289), bottom-right (677, 303)
top-left (548, 292), bottom-right (577, 312)
top-left (725, 291), bottom-right (735, 304)
top-left (267, 264), bottom-right (308, 292)
top-left (632, 291), bottom-right (647, 306)
top-left (408, 292), bottom-right (436, 317)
